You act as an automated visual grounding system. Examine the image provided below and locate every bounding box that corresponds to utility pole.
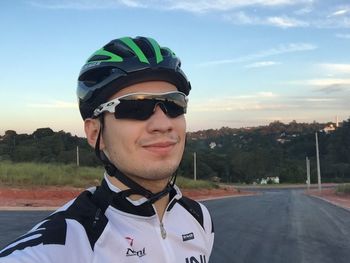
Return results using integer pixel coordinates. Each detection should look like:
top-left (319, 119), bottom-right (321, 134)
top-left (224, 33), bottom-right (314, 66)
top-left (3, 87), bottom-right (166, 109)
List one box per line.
top-left (315, 132), bottom-right (322, 191)
top-left (193, 152), bottom-right (197, 181)
top-left (306, 156), bottom-right (310, 190)
top-left (76, 146), bottom-right (80, 167)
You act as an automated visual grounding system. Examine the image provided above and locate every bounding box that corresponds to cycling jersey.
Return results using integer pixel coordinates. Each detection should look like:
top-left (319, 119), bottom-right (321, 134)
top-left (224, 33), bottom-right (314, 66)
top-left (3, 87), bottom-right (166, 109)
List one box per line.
top-left (0, 174), bottom-right (214, 263)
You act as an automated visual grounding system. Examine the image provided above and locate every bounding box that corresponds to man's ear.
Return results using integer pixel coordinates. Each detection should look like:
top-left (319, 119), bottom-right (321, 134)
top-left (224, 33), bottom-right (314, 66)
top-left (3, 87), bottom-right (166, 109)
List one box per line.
top-left (84, 118), bottom-right (105, 150)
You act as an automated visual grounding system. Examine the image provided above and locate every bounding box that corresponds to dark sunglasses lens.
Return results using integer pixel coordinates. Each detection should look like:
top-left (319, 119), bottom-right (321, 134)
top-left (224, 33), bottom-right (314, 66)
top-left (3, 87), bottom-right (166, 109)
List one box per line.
top-left (114, 100), bottom-right (154, 120)
top-left (114, 96), bottom-right (186, 120)
top-left (162, 101), bottom-right (185, 117)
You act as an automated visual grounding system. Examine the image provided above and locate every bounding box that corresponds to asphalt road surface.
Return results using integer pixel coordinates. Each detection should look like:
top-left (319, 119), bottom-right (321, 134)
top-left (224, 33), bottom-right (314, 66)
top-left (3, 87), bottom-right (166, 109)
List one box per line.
top-left (1, 189), bottom-right (350, 263)
top-left (206, 189), bottom-right (350, 263)
top-left (0, 210), bottom-right (51, 248)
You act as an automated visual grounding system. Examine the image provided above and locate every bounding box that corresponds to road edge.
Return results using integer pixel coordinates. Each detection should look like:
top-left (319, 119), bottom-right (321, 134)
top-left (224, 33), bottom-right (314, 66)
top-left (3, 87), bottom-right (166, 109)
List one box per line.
top-left (306, 194), bottom-right (350, 213)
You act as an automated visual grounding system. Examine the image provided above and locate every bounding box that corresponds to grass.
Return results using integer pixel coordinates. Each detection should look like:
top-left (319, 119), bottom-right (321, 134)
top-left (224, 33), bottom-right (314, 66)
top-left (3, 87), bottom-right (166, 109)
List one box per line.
top-left (176, 176), bottom-right (218, 189)
top-left (335, 183), bottom-right (350, 195)
top-left (0, 161), bottom-right (104, 188)
top-left (0, 161), bottom-right (217, 189)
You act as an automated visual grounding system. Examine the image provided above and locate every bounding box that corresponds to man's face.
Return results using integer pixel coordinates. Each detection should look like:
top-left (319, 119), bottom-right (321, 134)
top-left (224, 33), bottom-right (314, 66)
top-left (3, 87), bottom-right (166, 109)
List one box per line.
top-left (101, 81), bottom-right (186, 188)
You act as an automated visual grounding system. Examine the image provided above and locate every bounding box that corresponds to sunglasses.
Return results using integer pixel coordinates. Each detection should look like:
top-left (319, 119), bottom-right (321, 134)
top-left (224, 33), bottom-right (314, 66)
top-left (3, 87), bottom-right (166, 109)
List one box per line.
top-left (93, 91), bottom-right (188, 120)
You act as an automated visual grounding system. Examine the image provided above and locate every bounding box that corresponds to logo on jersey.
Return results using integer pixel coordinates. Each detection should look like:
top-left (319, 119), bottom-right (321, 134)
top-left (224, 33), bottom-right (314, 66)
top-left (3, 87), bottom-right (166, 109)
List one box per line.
top-left (182, 232), bottom-right (195, 241)
top-left (185, 255), bottom-right (207, 263)
top-left (125, 237), bottom-right (134, 247)
top-left (125, 236), bottom-right (146, 258)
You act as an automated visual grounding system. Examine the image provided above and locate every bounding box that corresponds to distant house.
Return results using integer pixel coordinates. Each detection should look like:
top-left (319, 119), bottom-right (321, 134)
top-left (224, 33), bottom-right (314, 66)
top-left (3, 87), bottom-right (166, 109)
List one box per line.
top-left (260, 176), bottom-right (280, 184)
top-left (322, 124), bottom-right (336, 134)
top-left (276, 138), bottom-right (290, 144)
top-left (209, 142), bottom-right (217, 149)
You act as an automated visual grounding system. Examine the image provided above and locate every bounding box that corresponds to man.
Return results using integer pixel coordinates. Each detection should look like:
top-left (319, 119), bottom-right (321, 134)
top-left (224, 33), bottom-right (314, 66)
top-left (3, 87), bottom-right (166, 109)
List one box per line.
top-left (0, 36), bottom-right (214, 262)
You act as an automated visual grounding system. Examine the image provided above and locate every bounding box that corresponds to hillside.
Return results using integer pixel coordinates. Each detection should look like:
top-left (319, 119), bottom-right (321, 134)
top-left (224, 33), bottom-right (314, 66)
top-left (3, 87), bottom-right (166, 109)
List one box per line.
top-left (1, 119), bottom-right (349, 184)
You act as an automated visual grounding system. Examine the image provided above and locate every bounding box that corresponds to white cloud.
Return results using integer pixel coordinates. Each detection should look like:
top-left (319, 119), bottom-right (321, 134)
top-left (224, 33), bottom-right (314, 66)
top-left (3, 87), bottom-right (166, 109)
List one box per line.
top-left (199, 43), bottom-right (316, 66)
top-left (257, 91), bottom-right (278, 98)
top-left (304, 98), bottom-right (336, 102)
top-left (189, 92), bottom-right (347, 116)
top-left (224, 12), bottom-right (308, 28)
top-left (189, 91), bottom-right (280, 112)
top-left (28, 0), bottom-right (145, 10)
top-left (289, 77), bottom-right (350, 93)
top-left (245, 61), bottom-right (280, 68)
top-left (28, 0), bottom-right (350, 30)
top-left (166, 0), bottom-right (300, 13)
top-left (319, 63), bottom-right (350, 74)
top-left (190, 101), bottom-right (284, 112)
top-left (266, 16), bottom-right (308, 28)
top-left (306, 78), bottom-right (350, 86)
top-left (330, 9), bottom-right (349, 17)
top-left (28, 0), bottom-right (311, 12)
top-left (28, 101), bottom-right (77, 109)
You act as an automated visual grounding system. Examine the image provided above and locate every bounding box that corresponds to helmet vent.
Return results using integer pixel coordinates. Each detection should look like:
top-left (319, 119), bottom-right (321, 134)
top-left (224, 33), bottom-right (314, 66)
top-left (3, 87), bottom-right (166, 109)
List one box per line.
top-left (79, 67), bottom-right (114, 84)
top-left (134, 38), bottom-right (154, 59)
top-left (104, 41), bottom-right (134, 58)
top-left (88, 55), bottom-right (111, 62)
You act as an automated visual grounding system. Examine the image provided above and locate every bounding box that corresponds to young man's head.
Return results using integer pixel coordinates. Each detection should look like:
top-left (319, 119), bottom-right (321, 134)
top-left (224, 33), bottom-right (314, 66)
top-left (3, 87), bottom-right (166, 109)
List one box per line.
top-left (77, 36), bottom-right (191, 195)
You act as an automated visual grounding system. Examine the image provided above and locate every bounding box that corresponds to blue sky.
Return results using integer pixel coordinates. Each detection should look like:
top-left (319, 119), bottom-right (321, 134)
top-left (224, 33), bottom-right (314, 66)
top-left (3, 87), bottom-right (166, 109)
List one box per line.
top-left (1, 0), bottom-right (350, 137)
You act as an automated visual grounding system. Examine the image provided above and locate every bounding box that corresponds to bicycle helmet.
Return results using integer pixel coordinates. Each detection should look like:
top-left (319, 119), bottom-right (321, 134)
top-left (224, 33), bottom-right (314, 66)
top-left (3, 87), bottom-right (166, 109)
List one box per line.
top-left (77, 36), bottom-right (191, 119)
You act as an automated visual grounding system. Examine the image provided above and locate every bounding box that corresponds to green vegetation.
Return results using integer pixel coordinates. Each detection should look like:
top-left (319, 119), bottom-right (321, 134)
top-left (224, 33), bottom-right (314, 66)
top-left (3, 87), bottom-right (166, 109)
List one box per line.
top-left (336, 184), bottom-right (350, 195)
top-left (1, 118), bottom-right (349, 185)
top-left (176, 176), bottom-right (218, 189)
top-left (0, 161), bottom-right (217, 189)
top-left (0, 161), bottom-right (104, 188)
top-left (180, 119), bottom-right (350, 184)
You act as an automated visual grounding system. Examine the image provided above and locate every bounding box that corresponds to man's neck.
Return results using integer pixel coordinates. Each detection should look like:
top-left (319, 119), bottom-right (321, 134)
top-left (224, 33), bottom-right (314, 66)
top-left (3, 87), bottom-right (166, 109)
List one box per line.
top-left (107, 175), bottom-right (170, 220)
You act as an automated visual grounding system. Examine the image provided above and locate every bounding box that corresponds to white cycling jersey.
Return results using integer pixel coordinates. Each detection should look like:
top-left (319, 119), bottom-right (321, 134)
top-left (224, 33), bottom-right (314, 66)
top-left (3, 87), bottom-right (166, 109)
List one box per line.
top-left (0, 174), bottom-right (214, 263)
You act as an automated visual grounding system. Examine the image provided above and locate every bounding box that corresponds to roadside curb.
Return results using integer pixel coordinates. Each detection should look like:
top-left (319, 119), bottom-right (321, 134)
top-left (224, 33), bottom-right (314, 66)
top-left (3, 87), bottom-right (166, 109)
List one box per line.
top-left (196, 193), bottom-right (258, 202)
top-left (0, 193), bottom-right (257, 211)
top-left (306, 194), bottom-right (350, 213)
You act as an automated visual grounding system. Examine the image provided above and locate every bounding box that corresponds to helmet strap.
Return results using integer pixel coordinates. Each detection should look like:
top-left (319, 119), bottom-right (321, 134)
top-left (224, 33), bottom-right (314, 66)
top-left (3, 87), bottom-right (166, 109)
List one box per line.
top-left (94, 115), bottom-right (175, 204)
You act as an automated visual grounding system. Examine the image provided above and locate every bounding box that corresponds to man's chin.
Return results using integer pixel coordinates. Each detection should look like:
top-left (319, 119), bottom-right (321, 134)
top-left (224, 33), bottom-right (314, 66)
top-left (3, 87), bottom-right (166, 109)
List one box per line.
top-left (136, 165), bottom-right (178, 181)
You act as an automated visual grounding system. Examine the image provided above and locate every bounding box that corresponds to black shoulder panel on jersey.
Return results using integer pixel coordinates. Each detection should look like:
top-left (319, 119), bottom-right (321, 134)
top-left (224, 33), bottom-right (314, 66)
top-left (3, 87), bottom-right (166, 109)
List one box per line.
top-left (0, 212), bottom-right (67, 257)
top-left (0, 189), bottom-right (109, 257)
top-left (178, 196), bottom-right (204, 230)
top-left (64, 189), bottom-right (109, 250)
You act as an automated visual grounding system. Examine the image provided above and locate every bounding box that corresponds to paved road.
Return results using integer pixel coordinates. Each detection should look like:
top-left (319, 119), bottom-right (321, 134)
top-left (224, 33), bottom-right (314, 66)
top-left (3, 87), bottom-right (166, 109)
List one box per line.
top-left (1, 190), bottom-right (350, 263)
top-left (0, 210), bottom-right (51, 248)
top-left (206, 189), bottom-right (350, 263)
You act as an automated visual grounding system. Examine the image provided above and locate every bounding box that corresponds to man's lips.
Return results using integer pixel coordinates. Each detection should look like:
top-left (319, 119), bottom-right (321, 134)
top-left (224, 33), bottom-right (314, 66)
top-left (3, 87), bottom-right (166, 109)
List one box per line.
top-left (142, 141), bottom-right (177, 154)
top-left (143, 141), bottom-right (177, 147)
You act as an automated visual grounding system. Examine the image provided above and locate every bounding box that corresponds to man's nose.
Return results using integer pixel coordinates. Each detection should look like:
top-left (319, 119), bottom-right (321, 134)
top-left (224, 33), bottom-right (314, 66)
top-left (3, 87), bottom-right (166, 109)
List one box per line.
top-left (146, 104), bottom-right (173, 133)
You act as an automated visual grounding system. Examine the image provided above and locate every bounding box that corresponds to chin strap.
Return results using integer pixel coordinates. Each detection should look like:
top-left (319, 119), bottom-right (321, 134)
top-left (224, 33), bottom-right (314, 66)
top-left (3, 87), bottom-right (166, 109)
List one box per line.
top-left (94, 115), bottom-right (176, 204)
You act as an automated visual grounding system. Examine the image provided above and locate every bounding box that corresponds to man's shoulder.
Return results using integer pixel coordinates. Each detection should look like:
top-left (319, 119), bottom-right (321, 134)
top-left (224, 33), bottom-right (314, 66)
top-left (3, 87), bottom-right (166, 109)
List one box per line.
top-left (176, 196), bottom-right (213, 232)
top-left (0, 188), bottom-right (107, 260)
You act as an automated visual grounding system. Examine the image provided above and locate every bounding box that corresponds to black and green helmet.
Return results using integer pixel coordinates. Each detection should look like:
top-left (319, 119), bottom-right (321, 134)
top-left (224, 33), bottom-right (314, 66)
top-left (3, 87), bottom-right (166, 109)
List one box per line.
top-left (77, 36), bottom-right (191, 119)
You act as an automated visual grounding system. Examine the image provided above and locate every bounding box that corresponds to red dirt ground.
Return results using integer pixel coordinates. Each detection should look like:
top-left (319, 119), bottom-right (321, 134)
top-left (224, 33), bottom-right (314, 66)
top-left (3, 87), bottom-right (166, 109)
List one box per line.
top-left (306, 188), bottom-right (350, 210)
top-left (1, 185), bottom-right (349, 211)
top-left (0, 185), bottom-right (252, 209)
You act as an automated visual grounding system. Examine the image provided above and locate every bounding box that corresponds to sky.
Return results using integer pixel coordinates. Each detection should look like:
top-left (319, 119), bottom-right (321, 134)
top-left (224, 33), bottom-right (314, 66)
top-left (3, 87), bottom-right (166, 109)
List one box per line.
top-left (1, 0), bottom-right (350, 137)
